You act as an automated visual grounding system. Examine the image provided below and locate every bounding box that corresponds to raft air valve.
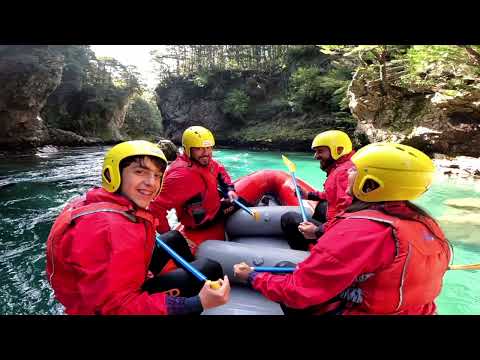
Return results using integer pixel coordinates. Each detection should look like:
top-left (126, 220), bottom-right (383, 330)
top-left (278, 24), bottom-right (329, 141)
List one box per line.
top-left (252, 257), bottom-right (264, 266)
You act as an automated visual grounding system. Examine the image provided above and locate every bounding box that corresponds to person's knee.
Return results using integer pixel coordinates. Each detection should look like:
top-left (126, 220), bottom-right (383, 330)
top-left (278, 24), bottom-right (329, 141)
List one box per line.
top-left (195, 258), bottom-right (224, 280)
top-left (161, 230), bottom-right (184, 245)
top-left (313, 200), bottom-right (327, 223)
top-left (281, 212), bottom-right (303, 230)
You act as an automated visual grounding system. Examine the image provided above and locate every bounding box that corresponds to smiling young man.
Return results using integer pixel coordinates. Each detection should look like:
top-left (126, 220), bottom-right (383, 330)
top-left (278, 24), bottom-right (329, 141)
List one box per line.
top-left (46, 140), bottom-right (230, 315)
top-left (150, 126), bottom-right (242, 250)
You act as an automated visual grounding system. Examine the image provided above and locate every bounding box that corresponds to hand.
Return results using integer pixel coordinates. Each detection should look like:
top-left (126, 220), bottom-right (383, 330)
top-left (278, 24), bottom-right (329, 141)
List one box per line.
top-left (227, 190), bottom-right (239, 203)
top-left (233, 262), bottom-right (253, 281)
top-left (198, 275), bottom-right (230, 310)
top-left (294, 187), bottom-right (306, 199)
top-left (298, 221), bottom-right (319, 240)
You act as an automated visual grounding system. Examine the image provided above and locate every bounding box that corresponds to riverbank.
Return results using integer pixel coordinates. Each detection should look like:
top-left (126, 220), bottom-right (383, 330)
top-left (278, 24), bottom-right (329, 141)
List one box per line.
top-left (433, 153), bottom-right (480, 181)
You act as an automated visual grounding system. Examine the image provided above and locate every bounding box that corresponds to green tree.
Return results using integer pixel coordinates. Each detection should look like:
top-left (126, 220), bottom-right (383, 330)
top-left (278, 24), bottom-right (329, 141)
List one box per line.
top-left (400, 45), bottom-right (480, 90)
top-left (124, 94), bottom-right (162, 137)
top-left (41, 46), bottom-right (146, 140)
top-left (342, 45), bottom-right (410, 94)
top-left (223, 89), bottom-right (250, 120)
top-left (151, 45), bottom-right (293, 83)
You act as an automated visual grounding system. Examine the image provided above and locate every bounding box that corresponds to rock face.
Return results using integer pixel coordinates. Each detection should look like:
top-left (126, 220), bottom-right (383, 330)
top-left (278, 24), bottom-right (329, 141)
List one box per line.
top-left (156, 72), bottom-right (255, 144)
top-left (159, 87), bottom-right (225, 144)
top-left (348, 68), bottom-right (480, 157)
top-left (0, 46), bottom-right (137, 149)
top-left (41, 59), bottom-right (131, 143)
top-left (156, 70), bottom-right (358, 150)
top-left (47, 128), bottom-right (103, 146)
top-left (434, 155), bottom-right (480, 180)
top-left (0, 46), bottom-right (64, 148)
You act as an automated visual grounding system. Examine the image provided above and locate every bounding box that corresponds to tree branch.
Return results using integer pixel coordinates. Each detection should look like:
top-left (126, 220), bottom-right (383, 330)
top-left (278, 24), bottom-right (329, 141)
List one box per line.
top-left (459, 46), bottom-right (480, 66)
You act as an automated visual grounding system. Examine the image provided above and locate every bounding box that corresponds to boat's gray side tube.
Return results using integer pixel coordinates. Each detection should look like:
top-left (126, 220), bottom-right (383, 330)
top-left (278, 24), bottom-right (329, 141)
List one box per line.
top-left (196, 240), bottom-right (310, 285)
top-left (225, 205), bottom-right (313, 238)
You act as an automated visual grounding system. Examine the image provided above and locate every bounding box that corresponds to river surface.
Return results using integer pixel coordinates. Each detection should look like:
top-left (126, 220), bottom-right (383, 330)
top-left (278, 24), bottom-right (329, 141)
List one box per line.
top-left (1, 146), bottom-right (479, 314)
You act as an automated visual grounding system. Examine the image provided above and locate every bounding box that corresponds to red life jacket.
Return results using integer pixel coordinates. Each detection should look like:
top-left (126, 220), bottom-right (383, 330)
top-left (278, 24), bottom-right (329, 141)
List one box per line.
top-left (46, 195), bottom-right (155, 295)
top-left (337, 209), bottom-right (451, 314)
top-left (167, 155), bottom-right (222, 229)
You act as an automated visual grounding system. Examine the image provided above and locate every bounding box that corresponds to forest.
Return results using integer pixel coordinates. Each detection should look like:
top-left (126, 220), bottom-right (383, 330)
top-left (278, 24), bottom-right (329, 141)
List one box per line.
top-left (1, 45), bottom-right (479, 155)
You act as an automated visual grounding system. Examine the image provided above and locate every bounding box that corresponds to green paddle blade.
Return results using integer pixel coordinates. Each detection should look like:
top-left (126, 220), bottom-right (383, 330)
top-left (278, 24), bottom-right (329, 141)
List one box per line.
top-left (282, 154), bottom-right (296, 173)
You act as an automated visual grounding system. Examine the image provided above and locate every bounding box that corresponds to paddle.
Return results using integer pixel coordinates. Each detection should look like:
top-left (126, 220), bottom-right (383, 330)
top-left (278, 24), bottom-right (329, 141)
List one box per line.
top-left (155, 233), bottom-right (221, 289)
top-left (233, 198), bottom-right (260, 221)
top-left (282, 154), bottom-right (308, 222)
top-left (250, 263), bottom-right (480, 273)
top-left (249, 263), bottom-right (480, 273)
top-left (217, 186), bottom-right (259, 221)
top-left (448, 263), bottom-right (480, 270)
top-left (252, 266), bottom-right (295, 273)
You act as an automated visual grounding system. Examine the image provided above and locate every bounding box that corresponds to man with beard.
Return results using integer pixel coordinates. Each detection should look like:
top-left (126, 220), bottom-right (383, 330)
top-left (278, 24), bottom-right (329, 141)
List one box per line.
top-left (150, 126), bottom-right (241, 252)
top-left (234, 143), bottom-right (450, 315)
top-left (281, 130), bottom-right (355, 250)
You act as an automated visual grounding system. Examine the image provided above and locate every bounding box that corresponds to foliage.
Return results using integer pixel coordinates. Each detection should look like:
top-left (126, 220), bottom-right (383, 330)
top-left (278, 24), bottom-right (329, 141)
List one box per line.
top-left (343, 45), bottom-right (410, 63)
top-left (124, 94), bottom-right (162, 137)
top-left (404, 46), bottom-right (479, 79)
top-left (288, 65), bottom-right (352, 112)
top-left (288, 67), bottom-right (324, 111)
top-left (285, 45), bottom-right (323, 63)
top-left (151, 45), bottom-right (293, 83)
top-left (41, 46), bottom-right (146, 138)
top-left (223, 89), bottom-right (250, 119)
top-left (193, 70), bottom-right (210, 87)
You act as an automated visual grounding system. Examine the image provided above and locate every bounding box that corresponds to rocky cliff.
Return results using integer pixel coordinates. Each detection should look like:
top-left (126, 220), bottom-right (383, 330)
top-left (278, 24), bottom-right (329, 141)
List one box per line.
top-left (348, 68), bottom-right (480, 157)
top-left (3, 45), bottom-right (479, 159)
top-left (156, 70), bottom-right (359, 151)
top-left (0, 46), bottom-right (64, 148)
top-left (0, 46), bottom-right (144, 149)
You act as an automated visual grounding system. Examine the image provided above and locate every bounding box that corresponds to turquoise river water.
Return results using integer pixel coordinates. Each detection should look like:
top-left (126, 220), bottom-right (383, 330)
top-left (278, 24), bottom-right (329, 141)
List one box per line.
top-left (0, 146), bottom-right (479, 314)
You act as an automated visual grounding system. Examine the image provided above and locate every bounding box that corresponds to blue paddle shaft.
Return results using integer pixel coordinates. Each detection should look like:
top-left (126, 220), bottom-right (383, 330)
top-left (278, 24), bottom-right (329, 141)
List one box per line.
top-left (155, 234), bottom-right (207, 282)
top-left (218, 186), bottom-right (255, 217)
top-left (253, 266), bottom-right (295, 273)
top-left (233, 199), bottom-right (254, 216)
top-left (291, 173), bottom-right (308, 222)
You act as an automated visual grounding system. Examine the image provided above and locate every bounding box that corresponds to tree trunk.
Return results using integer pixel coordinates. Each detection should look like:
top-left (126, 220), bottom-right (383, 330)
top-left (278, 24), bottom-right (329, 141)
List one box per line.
top-left (461, 46), bottom-right (480, 66)
top-left (371, 47), bottom-right (390, 95)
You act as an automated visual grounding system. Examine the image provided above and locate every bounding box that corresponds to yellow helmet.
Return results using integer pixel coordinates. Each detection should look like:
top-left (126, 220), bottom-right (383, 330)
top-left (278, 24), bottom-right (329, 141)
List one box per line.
top-left (311, 130), bottom-right (353, 160)
top-left (182, 126), bottom-right (215, 157)
top-left (102, 140), bottom-right (168, 193)
top-left (351, 143), bottom-right (435, 202)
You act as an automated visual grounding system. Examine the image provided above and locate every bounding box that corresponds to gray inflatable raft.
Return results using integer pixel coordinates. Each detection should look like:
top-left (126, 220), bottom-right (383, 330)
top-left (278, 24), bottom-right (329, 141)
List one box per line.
top-left (198, 203), bottom-right (312, 315)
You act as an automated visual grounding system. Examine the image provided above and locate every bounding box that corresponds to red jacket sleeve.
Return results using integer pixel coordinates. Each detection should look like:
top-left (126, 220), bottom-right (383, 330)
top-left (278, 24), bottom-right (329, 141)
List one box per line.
top-left (312, 190), bottom-right (327, 200)
top-left (332, 166), bottom-right (353, 216)
top-left (252, 218), bottom-right (395, 309)
top-left (70, 219), bottom-right (169, 315)
top-left (216, 160), bottom-right (234, 188)
top-left (150, 167), bottom-right (205, 233)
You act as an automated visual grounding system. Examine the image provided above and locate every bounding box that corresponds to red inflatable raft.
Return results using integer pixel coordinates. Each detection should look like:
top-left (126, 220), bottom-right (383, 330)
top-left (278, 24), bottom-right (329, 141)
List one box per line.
top-left (160, 170), bottom-right (318, 273)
